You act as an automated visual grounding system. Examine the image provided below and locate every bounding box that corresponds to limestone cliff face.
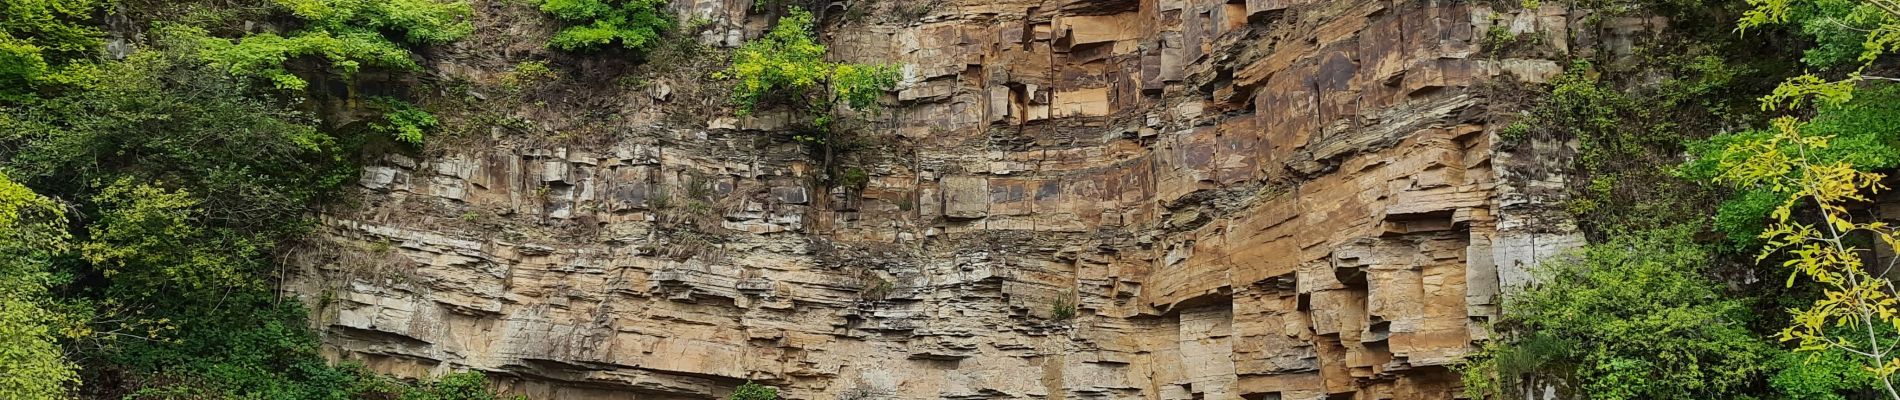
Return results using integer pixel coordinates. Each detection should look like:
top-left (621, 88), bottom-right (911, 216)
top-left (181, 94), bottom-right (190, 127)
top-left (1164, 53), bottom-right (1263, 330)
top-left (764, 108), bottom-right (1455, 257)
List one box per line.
top-left (285, 0), bottom-right (1626, 398)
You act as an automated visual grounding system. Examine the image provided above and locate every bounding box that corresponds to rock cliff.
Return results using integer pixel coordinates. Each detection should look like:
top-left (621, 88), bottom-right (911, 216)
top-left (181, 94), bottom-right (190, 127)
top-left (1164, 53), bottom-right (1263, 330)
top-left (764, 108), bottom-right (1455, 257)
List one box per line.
top-left (284, 0), bottom-right (1638, 398)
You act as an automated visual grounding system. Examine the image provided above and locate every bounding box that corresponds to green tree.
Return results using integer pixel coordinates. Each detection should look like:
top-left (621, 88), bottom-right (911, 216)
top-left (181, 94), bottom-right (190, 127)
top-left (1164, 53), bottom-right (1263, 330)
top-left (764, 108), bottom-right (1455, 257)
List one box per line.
top-left (1713, 116), bottom-right (1900, 399)
top-left (1742, 0), bottom-right (1900, 110)
top-left (1682, 83), bottom-right (1900, 247)
top-left (537, 0), bottom-right (673, 52)
top-left (0, 172), bottom-right (77, 400)
top-left (0, 43), bottom-right (444, 398)
top-left (1461, 228), bottom-right (1773, 400)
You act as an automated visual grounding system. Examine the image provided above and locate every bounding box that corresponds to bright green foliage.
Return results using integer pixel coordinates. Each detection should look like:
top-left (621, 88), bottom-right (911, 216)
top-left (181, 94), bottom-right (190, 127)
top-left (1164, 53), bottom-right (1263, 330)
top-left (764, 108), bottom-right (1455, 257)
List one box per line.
top-left (1460, 228), bottom-right (1773, 400)
top-left (0, 0), bottom-right (105, 100)
top-left (1683, 83), bottom-right (1900, 246)
top-left (1771, 346), bottom-right (1882, 400)
top-left (1767, 0), bottom-right (1884, 68)
top-left (276, 0), bottom-right (475, 44)
top-left (0, 173), bottom-right (67, 299)
top-left (398, 371), bottom-right (524, 400)
top-left (0, 295), bottom-right (75, 400)
top-left (718, 9), bottom-right (897, 120)
top-left (537, 0), bottom-right (673, 52)
top-left (372, 96), bottom-right (441, 144)
top-left (1713, 116), bottom-right (1900, 398)
top-left (0, 46), bottom-right (386, 397)
top-left (0, 50), bottom-right (348, 240)
top-left (1741, 0), bottom-right (1900, 111)
top-left (0, 173), bottom-right (77, 400)
top-left (829, 62), bottom-right (897, 112)
top-left (731, 381), bottom-right (778, 400)
top-left (180, 0), bottom-right (472, 90)
top-left (722, 9), bottom-right (831, 115)
top-left (82, 180), bottom-right (264, 297)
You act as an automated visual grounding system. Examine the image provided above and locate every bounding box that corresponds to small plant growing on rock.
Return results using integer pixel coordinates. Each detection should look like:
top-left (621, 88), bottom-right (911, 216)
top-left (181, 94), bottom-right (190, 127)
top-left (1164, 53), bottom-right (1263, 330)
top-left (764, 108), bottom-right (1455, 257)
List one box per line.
top-left (500, 60), bottom-right (558, 92)
top-left (1049, 289), bottom-right (1078, 321)
top-left (731, 381), bottom-right (778, 400)
top-left (369, 97), bottom-right (439, 145)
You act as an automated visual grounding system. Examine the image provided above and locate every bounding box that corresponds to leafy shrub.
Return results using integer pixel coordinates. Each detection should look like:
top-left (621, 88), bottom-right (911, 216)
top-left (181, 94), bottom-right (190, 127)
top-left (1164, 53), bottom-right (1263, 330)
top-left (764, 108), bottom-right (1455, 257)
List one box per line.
top-left (718, 9), bottom-right (897, 120)
top-left (176, 0), bottom-right (473, 90)
top-left (81, 180), bottom-right (264, 298)
top-left (1770, 345), bottom-right (1880, 400)
top-left (371, 96), bottom-right (441, 144)
top-left (537, 0), bottom-right (674, 52)
top-left (731, 381), bottom-right (778, 400)
top-left (0, 173), bottom-right (77, 400)
top-left (0, 0), bottom-right (106, 100)
top-left (1461, 228), bottom-right (1773, 400)
top-left (399, 371), bottom-right (524, 400)
top-left (1682, 83), bottom-right (1900, 247)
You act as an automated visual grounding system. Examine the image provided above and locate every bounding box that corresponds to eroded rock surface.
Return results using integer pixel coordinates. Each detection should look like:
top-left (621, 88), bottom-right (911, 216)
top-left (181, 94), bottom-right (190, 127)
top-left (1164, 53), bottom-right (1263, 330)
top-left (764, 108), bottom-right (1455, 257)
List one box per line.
top-left (286, 0), bottom-right (1626, 398)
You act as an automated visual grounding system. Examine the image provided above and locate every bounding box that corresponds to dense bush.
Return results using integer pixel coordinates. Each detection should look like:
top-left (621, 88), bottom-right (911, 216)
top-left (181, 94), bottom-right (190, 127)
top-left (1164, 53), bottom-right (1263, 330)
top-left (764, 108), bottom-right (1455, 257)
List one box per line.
top-left (0, 1), bottom-right (502, 396)
top-left (719, 9), bottom-right (896, 121)
top-left (0, 0), bottom-right (106, 100)
top-left (1461, 228), bottom-right (1776, 400)
top-left (0, 173), bottom-right (77, 400)
top-left (178, 0), bottom-right (472, 91)
top-left (1682, 83), bottom-right (1900, 247)
top-left (730, 381), bottom-right (778, 400)
top-left (537, 0), bottom-right (673, 52)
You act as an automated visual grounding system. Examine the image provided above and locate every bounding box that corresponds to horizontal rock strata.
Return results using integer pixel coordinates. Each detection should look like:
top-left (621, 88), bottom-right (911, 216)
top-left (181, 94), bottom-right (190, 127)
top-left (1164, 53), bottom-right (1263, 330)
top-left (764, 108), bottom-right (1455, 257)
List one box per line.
top-left (285, 0), bottom-right (1638, 398)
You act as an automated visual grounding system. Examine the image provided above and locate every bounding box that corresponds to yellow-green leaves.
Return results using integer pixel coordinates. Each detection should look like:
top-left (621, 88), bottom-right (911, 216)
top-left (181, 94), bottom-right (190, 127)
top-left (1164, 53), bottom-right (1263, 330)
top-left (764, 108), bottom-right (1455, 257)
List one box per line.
top-left (718, 9), bottom-right (897, 119)
top-left (1742, 0), bottom-right (1900, 110)
top-left (0, 0), bottom-right (106, 100)
top-left (82, 179), bottom-right (263, 297)
top-left (179, 0), bottom-right (471, 91)
top-left (0, 172), bottom-right (76, 400)
top-left (1714, 112), bottom-right (1900, 398)
top-left (538, 0), bottom-right (673, 52)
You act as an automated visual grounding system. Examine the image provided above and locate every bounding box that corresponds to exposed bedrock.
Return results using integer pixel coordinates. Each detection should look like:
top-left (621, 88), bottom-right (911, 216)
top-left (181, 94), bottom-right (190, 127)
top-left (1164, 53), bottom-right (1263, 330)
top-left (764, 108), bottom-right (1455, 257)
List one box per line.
top-left (285, 0), bottom-right (1643, 398)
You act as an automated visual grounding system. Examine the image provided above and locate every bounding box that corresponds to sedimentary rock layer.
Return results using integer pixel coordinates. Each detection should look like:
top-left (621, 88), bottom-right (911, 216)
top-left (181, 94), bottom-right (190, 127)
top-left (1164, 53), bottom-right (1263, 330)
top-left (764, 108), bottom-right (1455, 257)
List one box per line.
top-left (286, 0), bottom-right (1623, 398)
